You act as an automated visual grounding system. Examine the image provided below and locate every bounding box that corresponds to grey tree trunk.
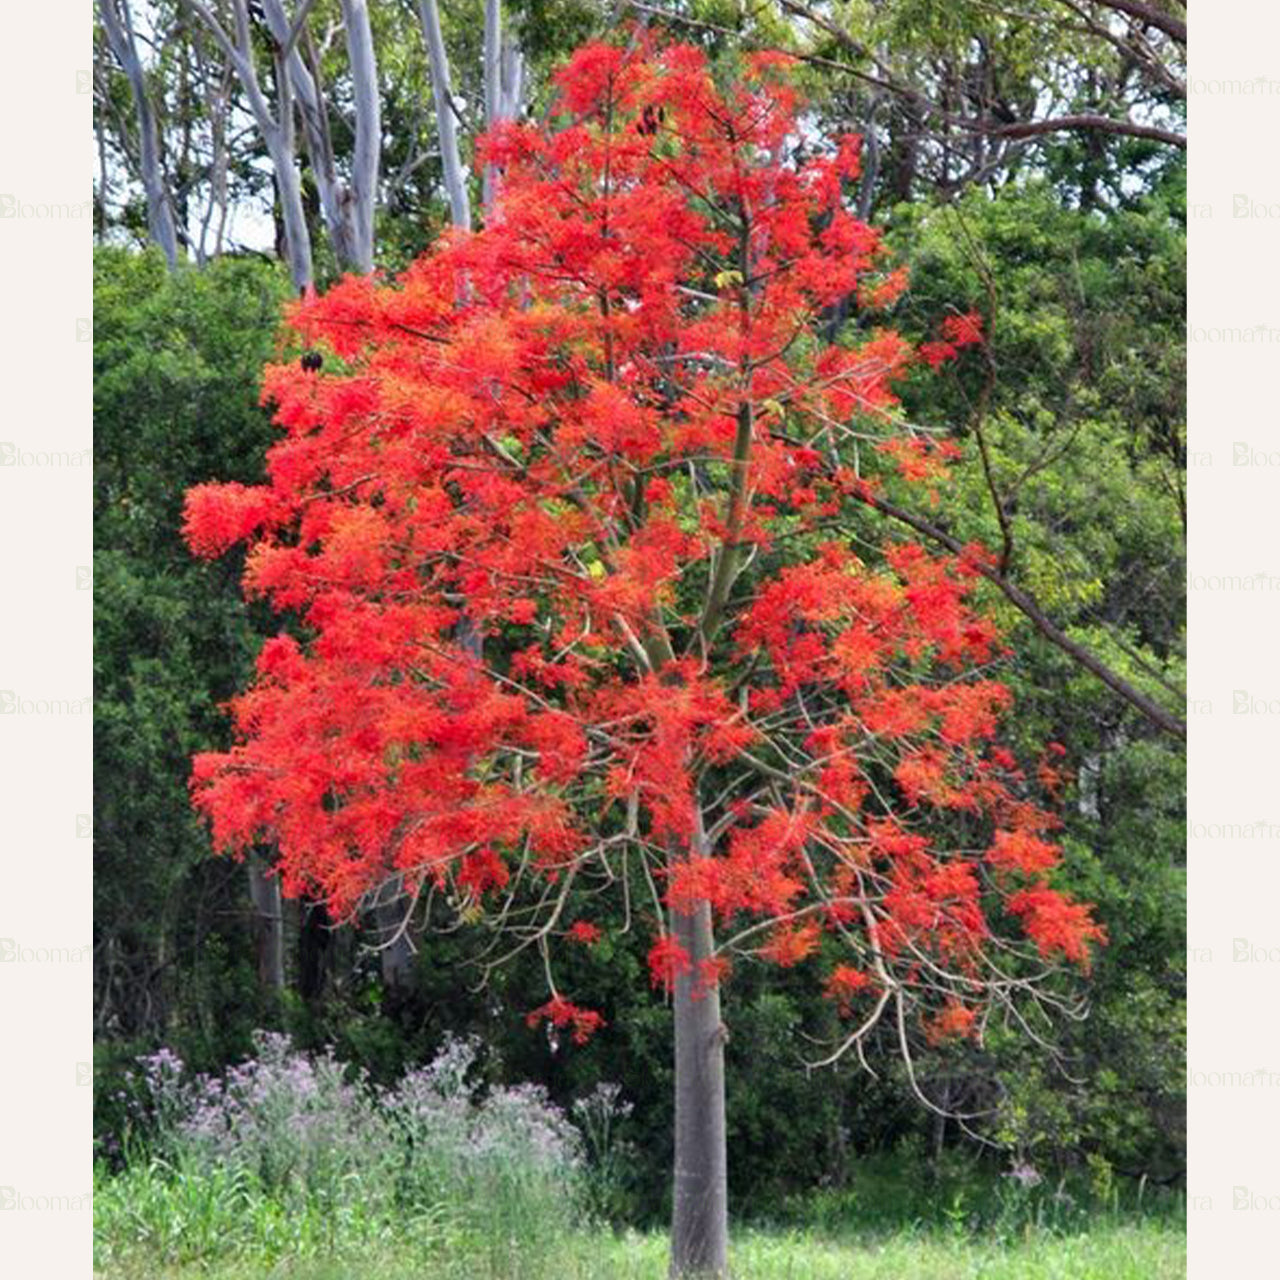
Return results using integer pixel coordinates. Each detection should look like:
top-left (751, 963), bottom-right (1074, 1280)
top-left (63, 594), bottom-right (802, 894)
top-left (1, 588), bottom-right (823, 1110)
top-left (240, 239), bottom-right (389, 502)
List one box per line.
top-left (180, 0), bottom-right (315, 290)
top-left (418, 0), bottom-right (472, 230)
top-left (260, 0), bottom-right (355, 270)
top-left (247, 851), bottom-right (286, 996)
top-left (264, 64), bottom-right (315, 293)
top-left (193, 39), bottom-right (232, 264)
top-left (481, 0), bottom-right (524, 210)
top-left (340, 0), bottom-right (380, 271)
top-left (371, 875), bottom-right (417, 994)
top-left (99, 0), bottom-right (180, 267)
top-left (93, 43), bottom-right (111, 243)
top-left (483, 0), bottom-right (501, 216)
top-left (416, 0), bottom-right (523, 229)
top-left (259, 0), bottom-right (380, 275)
top-left (669, 839), bottom-right (730, 1277)
top-left (296, 897), bottom-right (331, 1001)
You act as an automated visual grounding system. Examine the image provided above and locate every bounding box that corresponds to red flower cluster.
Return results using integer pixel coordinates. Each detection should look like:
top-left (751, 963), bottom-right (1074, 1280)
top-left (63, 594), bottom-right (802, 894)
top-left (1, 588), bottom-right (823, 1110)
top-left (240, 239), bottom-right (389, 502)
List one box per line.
top-left (526, 996), bottom-right (605, 1045)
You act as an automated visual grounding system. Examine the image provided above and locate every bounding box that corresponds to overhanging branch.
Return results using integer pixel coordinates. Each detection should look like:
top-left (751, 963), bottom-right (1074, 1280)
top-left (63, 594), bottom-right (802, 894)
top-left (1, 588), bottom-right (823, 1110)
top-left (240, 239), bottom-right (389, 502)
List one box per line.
top-left (851, 488), bottom-right (1186, 740)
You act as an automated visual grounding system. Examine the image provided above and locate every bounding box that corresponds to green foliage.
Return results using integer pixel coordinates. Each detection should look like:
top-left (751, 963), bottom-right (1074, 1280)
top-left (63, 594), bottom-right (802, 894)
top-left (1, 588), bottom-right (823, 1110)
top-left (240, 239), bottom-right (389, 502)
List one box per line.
top-left (774, 0), bottom-right (1183, 210)
top-left (94, 246), bottom-right (291, 1059)
top-left (867, 177), bottom-right (1186, 1180)
top-left (762, 1149), bottom-right (1183, 1239)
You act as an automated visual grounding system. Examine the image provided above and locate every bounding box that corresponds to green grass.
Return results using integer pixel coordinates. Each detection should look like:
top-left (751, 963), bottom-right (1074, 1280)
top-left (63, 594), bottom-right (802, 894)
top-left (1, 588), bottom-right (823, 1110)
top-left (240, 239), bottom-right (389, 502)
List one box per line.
top-left (96, 1220), bottom-right (1183, 1280)
top-left (98, 1034), bottom-right (1185, 1278)
top-left (95, 1157), bottom-right (1184, 1280)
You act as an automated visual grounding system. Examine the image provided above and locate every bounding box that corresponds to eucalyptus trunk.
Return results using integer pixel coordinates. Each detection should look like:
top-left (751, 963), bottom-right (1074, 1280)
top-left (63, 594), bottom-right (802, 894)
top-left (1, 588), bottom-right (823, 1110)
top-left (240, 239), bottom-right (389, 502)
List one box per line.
top-left (179, 0), bottom-right (314, 290)
top-left (669, 831), bottom-right (730, 1278)
top-left (417, 0), bottom-right (471, 230)
top-left (99, 0), bottom-right (180, 266)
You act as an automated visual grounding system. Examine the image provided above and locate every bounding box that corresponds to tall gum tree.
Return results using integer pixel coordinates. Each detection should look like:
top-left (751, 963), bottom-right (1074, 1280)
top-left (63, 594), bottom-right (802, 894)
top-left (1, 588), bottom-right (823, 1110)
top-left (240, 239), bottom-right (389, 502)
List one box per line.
top-left (184, 37), bottom-right (1107, 1279)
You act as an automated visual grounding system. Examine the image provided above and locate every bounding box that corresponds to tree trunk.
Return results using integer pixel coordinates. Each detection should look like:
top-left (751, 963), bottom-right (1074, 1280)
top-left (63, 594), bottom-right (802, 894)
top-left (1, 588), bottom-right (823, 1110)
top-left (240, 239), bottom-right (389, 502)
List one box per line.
top-left (340, 0), bottom-right (380, 272)
top-left (418, 0), bottom-right (472, 230)
top-left (669, 894), bottom-right (729, 1278)
top-left (270, 150), bottom-right (314, 291)
top-left (260, 0), bottom-right (354, 269)
top-left (260, 0), bottom-right (380, 276)
top-left (99, 0), bottom-right (180, 267)
top-left (482, 0), bottom-right (502, 211)
top-left (481, 0), bottom-right (524, 212)
top-left (194, 49), bottom-right (231, 264)
top-left (297, 896), bottom-right (331, 1001)
top-left (179, 0), bottom-right (314, 290)
top-left (247, 851), bottom-right (286, 997)
top-left (264, 56), bottom-right (315, 293)
top-left (370, 874), bottom-right (416, 995)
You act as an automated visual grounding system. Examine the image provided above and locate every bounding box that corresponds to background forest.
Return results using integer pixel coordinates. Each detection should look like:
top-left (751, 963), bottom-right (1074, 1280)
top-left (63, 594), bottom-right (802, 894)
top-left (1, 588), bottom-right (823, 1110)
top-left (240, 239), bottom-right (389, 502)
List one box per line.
top-left (92, 1), bottom-right (1186, 1275)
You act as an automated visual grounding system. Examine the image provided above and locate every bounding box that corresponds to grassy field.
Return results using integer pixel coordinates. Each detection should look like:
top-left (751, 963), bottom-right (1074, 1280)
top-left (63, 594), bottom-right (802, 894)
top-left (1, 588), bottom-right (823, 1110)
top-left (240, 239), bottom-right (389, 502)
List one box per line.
top-left (94, 1149), bottom-right (1186, 1280)
top-left (95, 1037), bottom-right (1184, 1280)
top-left (94, 1160), bottom-right (1184, 1280)
top-left (95, 1220), bottom-right (1183, 1280)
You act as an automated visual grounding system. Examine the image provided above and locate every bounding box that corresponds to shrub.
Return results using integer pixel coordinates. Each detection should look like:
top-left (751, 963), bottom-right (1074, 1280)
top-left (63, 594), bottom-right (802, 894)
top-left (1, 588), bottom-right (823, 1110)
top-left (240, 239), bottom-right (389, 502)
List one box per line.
top-left (108, 1031), bottom-right (589, 1266)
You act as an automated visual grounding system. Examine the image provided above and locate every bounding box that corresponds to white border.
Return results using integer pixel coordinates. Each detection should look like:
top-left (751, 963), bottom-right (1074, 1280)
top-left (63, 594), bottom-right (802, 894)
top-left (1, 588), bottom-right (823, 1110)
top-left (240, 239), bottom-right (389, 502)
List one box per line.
top-left (0, 2), bottom-right (94, 1274)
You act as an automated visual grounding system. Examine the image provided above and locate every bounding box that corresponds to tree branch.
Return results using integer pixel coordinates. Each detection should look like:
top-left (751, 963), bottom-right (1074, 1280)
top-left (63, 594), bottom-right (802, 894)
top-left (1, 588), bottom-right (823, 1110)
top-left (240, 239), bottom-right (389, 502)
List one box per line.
top-left (1090, 0), bottom-right (1186, 45)
top-left (850, 488), bottom-right (1186, 740)
top-left (775, 0), bottom-right (1185, 149)
top-left (976, 113), bottom-right (1185, 148)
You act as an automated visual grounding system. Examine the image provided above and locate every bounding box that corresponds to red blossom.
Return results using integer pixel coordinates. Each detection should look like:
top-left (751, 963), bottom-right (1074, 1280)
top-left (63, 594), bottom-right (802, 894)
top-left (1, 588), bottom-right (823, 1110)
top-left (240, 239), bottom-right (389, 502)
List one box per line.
top-left (647, 934), bottom-right (693, 992)
top-left (1008, 886), bottom-right (1107, 971)
top-left (759, 920), bottom-right (821, 967)
top-left (694, 956), bottom-right (732, 997)
top-left (526, 996), bottom-right (605, 1045)
top-left (824, 964), bottom-right (875, 1017)
top-left (925, 998), bottom-right (979, 1045)
top-left (456, 847), bottom-right (510, 897)
top-left (986, 830), bottom-right (1062, 877)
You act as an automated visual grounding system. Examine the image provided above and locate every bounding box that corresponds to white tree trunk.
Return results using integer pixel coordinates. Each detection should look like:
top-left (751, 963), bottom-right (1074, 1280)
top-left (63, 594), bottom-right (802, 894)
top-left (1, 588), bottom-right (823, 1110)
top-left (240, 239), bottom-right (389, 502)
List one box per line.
top-left (481, 0), bottom-right (524, 212)
top-left (259, 0), bottom-right (355, 269)
top-left (417, 0), bottom-right (472, 230)
top-left (340, 0), bottom-right (380, 272)
top-left (270, 132), bottom-right (315, 292)
top-left (259, 0), bottom-right (380, 275)
top-left (193, 38), bottom-right (233, 265)
top-left (99, 0), bottom-right (180, 266)
top-left (180, 0), bottom-right (315, 290)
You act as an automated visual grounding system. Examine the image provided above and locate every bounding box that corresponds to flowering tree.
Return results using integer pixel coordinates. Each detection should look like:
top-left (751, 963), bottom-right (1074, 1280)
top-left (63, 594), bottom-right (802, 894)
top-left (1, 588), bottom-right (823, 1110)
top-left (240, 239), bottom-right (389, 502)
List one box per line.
top-left (184, 37), bottom-right (1105, 1278)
